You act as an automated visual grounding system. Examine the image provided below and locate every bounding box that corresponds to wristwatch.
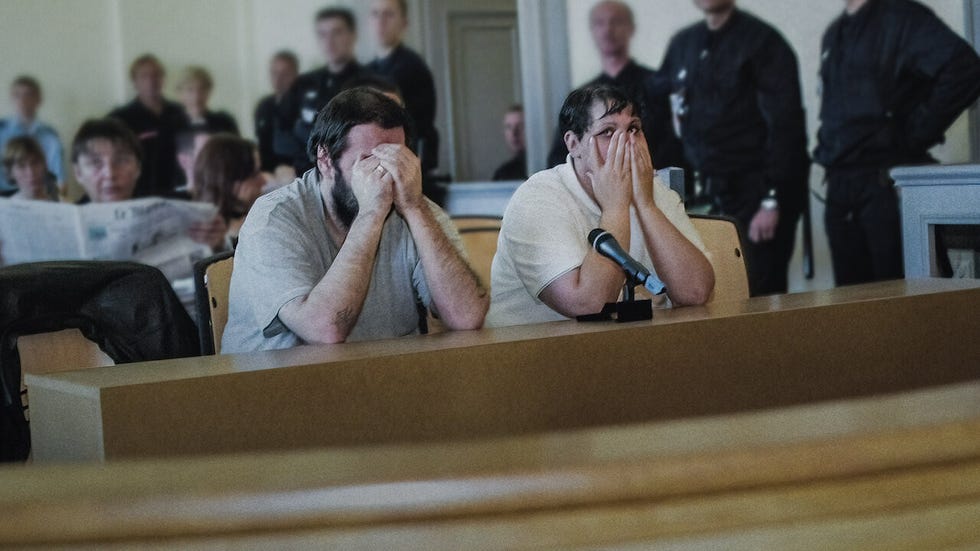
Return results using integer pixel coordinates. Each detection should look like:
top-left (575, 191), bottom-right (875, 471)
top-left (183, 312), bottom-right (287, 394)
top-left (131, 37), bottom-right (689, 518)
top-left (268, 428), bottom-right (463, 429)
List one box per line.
top-left (760, 195), bottom-right (778, 211)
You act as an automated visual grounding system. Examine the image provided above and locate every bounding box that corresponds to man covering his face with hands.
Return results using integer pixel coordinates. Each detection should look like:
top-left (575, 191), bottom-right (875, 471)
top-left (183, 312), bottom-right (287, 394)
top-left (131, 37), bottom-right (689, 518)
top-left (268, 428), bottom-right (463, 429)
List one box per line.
top-left (222, 88), bottom-right (487, 352)
top-left (488, 84), bottom-right (713, 327)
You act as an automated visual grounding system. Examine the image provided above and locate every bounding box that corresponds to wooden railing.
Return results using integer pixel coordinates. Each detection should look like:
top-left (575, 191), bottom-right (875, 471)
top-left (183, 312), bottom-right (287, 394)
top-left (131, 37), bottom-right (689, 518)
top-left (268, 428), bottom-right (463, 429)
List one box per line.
top-left (3, 378), bottom-right (980, 548)
top-left (24, 279), bottom-right (980, 463)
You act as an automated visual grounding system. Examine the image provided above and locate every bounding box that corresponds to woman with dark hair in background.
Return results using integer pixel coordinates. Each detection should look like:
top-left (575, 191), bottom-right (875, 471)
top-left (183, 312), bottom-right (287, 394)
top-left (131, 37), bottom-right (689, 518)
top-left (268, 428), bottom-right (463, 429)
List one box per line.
top-left (192, 133), bottom-right (265, 240)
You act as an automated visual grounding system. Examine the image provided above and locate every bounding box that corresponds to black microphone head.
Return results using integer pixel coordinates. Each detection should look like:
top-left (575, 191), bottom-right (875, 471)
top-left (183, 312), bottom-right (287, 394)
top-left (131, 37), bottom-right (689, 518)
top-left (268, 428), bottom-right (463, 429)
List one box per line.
top-left (588, 228), bottom-right (608, 249)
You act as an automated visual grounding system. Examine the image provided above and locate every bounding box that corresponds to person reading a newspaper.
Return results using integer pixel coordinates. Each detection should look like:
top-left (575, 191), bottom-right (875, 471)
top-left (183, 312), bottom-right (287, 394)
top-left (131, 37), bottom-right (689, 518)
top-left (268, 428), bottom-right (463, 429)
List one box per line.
top-left (71, 118), bottom-right (227, 251)
top-left (0, 120), bottom-right (230, 270)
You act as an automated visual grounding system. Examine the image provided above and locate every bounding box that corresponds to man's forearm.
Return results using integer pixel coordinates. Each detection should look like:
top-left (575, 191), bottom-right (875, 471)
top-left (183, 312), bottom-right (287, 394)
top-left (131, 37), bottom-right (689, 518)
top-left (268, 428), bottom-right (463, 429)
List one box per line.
top-left (402, 204), bottom-right (488, 330)
top-left (279, 212), bottom-right (387, 344)
top-left (538, 205), bottom-right (631, 318)
top-left (635, 200), bottom-right (713, 306)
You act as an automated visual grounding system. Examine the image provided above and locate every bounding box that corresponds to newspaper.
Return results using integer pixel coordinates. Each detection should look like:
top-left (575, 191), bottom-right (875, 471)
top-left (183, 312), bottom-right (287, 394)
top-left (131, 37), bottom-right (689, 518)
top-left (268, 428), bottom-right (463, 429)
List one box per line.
top-left (0, 197), bottom-right (218, 282)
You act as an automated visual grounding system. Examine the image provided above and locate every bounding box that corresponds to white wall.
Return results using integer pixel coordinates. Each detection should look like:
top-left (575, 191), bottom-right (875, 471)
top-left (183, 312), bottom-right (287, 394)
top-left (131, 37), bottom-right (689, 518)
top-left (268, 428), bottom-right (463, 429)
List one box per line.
top-left (565, 0), bottom-right (975, 292)
top-left (0, 0), bottom-right (422, 164)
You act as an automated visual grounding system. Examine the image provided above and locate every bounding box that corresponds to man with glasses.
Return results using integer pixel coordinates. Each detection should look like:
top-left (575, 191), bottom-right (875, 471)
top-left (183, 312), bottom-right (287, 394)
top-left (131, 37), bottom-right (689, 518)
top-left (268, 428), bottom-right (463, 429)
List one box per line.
top-left (71, 118), bottom-right (226, 250)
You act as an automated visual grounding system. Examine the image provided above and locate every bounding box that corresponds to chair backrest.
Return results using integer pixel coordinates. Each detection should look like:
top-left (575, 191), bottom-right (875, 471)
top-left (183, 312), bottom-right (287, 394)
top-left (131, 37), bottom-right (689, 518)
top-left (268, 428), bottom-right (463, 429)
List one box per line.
top-left (193, 252), bottom-right (235, 355)
top-left (689, 214), bottom-right (749, 303)
top-left (451, 216), bottom-right (502, 292)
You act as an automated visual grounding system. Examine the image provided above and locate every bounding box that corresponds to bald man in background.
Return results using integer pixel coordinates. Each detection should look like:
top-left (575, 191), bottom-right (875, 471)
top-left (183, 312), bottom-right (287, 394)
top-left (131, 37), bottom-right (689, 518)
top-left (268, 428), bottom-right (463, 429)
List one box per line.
top-left (547, 0), bottom-right (686, 174)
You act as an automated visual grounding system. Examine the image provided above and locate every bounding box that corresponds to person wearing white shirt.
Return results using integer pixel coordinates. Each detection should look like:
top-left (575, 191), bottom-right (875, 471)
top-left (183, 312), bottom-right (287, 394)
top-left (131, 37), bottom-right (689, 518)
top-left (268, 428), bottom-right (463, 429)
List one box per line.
top-left (488, 84), bottom-right (713, 327)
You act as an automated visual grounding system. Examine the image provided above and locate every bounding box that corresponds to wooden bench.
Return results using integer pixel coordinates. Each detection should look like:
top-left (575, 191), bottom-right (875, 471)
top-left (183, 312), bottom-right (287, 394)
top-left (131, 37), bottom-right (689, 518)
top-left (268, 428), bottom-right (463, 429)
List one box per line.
top-left (25, 279), bottom-right (980, 463)
top-left (3, 378), bottom-right (980, 548)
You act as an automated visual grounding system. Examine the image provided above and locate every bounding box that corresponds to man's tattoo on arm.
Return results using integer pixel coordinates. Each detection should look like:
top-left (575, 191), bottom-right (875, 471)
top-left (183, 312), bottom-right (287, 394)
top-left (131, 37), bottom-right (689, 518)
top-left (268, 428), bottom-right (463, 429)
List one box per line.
top-left (334, 306), bottom-right (355, 331)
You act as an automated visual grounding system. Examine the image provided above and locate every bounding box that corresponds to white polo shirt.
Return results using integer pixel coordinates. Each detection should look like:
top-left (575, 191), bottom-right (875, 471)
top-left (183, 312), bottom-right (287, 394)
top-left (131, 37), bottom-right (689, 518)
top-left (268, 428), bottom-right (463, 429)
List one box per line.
top-left (486, 159), bottom-right (705, 328)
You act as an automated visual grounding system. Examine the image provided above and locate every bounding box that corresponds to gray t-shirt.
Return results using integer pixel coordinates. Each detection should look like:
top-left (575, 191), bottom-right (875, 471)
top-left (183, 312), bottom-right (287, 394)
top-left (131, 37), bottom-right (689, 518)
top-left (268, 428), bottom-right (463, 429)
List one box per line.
top-left (221, 170), bottom-right (463, 353)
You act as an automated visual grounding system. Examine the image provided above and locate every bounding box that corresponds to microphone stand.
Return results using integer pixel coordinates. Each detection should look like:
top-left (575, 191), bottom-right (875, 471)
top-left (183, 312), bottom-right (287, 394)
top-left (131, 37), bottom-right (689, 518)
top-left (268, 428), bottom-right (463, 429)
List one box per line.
top-left (575, 279), bottom-right (653, 323)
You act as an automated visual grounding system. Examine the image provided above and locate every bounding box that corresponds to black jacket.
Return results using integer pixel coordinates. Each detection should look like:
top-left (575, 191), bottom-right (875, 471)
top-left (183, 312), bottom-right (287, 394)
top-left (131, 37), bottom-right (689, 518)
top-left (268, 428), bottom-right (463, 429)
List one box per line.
top-left (660, 9), bottom-right (810, 211)
top-left (0, 261), bottom-right (199, 462)
top-left (254, 95), bottom-right (291, 172)
top-left (181, 110), bottom-right (240, 136)
top-left (273, 62), bottom-right (367, 174)
top-left (547, 60), bottom-right (687, 172)
top-left (492, 151), bottom-right (527, 181)
top-left (108, 99), bottom-right (187, 198)
top-left (814, 0), bottom-right (980, 170)
top-left (367, 44), bottom-right (440, 173)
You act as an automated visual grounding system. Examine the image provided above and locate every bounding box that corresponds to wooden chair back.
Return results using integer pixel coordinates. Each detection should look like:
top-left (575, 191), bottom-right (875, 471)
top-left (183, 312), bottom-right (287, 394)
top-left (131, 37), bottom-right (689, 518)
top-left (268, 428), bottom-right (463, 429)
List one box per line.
top-left (689, 214), bottom-right (750, 303)
top-left (452, 216), bottom-right (502, 292)
top-left (193, 252), bottom-right (235, 355)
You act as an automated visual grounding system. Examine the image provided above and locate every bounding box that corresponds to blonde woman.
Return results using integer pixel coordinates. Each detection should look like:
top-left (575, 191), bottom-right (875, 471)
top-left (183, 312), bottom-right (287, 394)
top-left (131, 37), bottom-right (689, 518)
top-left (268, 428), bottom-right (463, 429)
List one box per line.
top-left (175, 66), bottom-right (239, 135)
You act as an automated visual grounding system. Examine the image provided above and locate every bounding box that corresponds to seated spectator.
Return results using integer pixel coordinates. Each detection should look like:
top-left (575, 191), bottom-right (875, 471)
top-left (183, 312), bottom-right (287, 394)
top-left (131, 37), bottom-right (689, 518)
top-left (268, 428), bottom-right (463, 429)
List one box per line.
top-left (222, 88), bottom-right (488, 352)
top-left (71, 118), bottom-right (226, 250)
top-left (176, 66), bottom-right (239, 135)
top-left (0, 76), bottom-right (64, 194)
top-left (192, 134), bottom-right (265, 239)
top-left (492, 104), bottom-right (527, 181)
top-left (175, 128), bottom-right (212, 197)
top-left (487, 84), bottom-right (713, 327)
top-left (108, 54), bottom-right (186, 197)
top-left (1, 136), bottom-right (58, 201)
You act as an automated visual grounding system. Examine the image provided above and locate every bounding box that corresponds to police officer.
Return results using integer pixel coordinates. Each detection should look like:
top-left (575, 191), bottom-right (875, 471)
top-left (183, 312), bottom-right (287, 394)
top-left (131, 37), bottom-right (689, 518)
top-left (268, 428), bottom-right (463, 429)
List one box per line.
top-left (546, 0), bottom-right (685, 172)
top-left (367, 0), bottom-right (440, 175)
top-left (254, 51), bottom-right (299, 174)
top-left (816, 0), bottom-right (980, 286)
top-left (661, 0), bottom-right (809, 296)
top-left (274, 8), bottom-right (368, 175)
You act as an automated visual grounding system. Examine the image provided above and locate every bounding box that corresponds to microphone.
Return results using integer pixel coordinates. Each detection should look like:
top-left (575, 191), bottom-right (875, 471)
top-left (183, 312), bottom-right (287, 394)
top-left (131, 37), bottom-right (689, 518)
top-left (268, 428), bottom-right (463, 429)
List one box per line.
top-left (588, 228), bottom-right (666, 295)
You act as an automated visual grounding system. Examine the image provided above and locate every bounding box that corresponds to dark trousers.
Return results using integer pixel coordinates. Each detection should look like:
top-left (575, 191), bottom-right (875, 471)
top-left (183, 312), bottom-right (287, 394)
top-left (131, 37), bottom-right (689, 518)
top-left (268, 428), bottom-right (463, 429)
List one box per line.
top-left (704, 172), bottom-right (800, 296)
top-left (824, 167), bottom-right (904, 286)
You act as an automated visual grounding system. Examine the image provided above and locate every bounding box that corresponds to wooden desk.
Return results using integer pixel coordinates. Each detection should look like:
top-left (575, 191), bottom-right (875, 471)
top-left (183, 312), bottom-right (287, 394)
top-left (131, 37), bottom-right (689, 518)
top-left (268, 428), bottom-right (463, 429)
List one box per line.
top-left (26, 279), bottom-right (980, 463)
top-left (3, 379), bottom-right (980, 549)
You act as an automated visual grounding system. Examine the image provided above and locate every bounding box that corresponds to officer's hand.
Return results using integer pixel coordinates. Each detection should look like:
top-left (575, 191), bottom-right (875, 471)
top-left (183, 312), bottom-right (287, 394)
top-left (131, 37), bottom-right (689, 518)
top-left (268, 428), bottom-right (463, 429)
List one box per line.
top-left (587, 130), bottom-right (632, 213)
top-left (749, 207), bottom-right (779, 243)
top-left (351, 154), bottom-right (394, 220)
top-left (629, 131), bottom-right (655, 208)
top-left (373, 144), bottom-right (424, 214)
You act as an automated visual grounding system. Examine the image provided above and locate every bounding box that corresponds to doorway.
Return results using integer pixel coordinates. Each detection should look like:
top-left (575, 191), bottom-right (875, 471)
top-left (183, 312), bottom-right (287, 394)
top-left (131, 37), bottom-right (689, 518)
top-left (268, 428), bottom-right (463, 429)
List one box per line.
top-left (421, 0), bottom-right (521, 181)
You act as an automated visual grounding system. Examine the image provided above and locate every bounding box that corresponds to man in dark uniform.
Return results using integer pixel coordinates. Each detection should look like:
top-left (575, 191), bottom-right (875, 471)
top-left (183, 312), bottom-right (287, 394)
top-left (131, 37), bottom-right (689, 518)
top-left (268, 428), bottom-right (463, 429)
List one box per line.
top-left (108, 54), bottom-right (186, 198)
top-left (492, 104), bottom-right (527, 181)
top-left (274, 8), bottom-right (366, 176)
top-left (546, 0), bottom-right (685, 172)
top-left (815, 0), bottom-right (980, 286)
top-left (254, 50), bottom-right (299, 173)
top-left (367, 0), bottom-right (439, 174)
top-left (660, 0), bottom-right (810, 296)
